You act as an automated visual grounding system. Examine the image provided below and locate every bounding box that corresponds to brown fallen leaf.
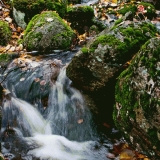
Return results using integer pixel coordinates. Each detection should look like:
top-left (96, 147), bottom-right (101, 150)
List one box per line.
top-left (106, 153), bottom-right (116, 159)
top-left (34, 78), bottom-right (40, 82)
top-left (119, 149), bottom-right (136, 160)
top-left (77, 119), bottom-right (83, 124)
top-left (40, 80), bottom-right (46, 85)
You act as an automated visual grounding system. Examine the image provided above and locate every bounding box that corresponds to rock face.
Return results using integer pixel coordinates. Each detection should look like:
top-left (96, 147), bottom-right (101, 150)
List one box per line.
top-left (0, 20), bottom-right (11, 46)
top-left (22, 11), bottom-right (76, 51)
top-left (113, 37), bottom-right (160, 158)
top-left (66, 20), bottom-right (157, 92)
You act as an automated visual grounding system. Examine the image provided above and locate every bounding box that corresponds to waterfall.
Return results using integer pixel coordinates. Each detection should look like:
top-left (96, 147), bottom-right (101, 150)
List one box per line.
top-left (1, 54), bottom-right (111, 160)
top-left (2, 97), bottom-right (52, 136)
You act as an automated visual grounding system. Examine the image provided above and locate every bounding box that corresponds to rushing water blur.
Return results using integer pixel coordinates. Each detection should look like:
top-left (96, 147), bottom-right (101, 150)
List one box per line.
top-left (0, 50), bottom-right (113, 160)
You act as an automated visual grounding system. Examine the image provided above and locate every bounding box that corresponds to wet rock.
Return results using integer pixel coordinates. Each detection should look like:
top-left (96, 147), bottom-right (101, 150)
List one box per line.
top-left (22, 11), bottom-right (76, 52)
top-left (113, 37), bottom-right (160, 158)
top-left (66, 20), bottom-right (157, 92)
top-left (13, 7), bottom-right (26, 29)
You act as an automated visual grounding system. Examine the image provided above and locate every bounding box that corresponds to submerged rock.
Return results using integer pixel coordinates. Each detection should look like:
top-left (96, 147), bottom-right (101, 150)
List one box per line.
top-left (113, 37), bottom-right (160, 158)
top-left (22, 11), bottom-right (76, 51)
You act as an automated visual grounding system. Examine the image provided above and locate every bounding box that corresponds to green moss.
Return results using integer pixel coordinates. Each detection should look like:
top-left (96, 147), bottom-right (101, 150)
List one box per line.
top-left (51, 31), bottom-right (74, 49)
top-left (65, 6), bottom-right (94, 33)
top-left (111, 18), bottom-right (123, 30)
top-left (23, 11), bottom-right (75, 51)
top-left (140, 41), bottom-right (160, 79)
top-left (81, 47), bottom-right (89, 54)
top-left (115, 18), bottom-right (123, 26)
top-left (147, 128), bottom-right (160, 150)
top-left (118, 4), bottom-right (137, 15)
top-left (0, 54), bottom-right (9, 62)
top-left (25, 32), bottom-right (43, 50)
top-left (0, 20), bottom-right (11, 46)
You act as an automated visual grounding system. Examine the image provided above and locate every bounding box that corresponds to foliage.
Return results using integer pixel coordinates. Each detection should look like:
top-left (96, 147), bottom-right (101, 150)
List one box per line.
top-left (118, 4), bottom-right (137, 15)
top-left (12, 0), bottom-right (67, 21)
top-left (81, 47), bottom-right (89, 54)
top-left (0, 20), bottom-right (11, 46)
top-left (0, 54), bottom-right (10, 62)
top-left (64, 6), bottom-right (94, 33)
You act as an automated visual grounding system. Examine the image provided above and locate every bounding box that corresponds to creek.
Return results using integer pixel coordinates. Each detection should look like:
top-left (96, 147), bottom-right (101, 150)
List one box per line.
top-left (0, 49), bottom-right (116, 160)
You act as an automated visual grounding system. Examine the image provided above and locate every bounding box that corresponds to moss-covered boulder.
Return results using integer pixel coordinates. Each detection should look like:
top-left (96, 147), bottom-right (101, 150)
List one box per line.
top-left (113, 37), bottom-right (160, 158)
top-left (0, 20), bottom-right (11, 46)
top-left (12, 0), bottom-right (67, 22)
top-left (64, 6), bottom-right (94, 34)
top-left (66, 20), bottom-right (157, 92)
top-left (22, 11), bottom-right (76, 51)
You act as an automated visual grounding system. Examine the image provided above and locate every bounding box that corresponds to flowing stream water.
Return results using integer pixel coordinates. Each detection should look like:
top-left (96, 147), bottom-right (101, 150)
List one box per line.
top-left (0, 50), bottom-right (113, 160)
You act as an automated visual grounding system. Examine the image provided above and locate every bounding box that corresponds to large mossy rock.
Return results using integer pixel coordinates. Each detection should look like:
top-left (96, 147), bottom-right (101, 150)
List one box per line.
top-left (0, 20), bottom-right (11, 46)
top-left (113, 37), bottom-right (160, 158)
top-left (66, 20), bottom-right (157, 92)
top-left (12, 0), bottom-right (67, 22)
top-left (22, 11), bottom-right (76, 51)
top-left (64, 6), bottom-right (94, 34)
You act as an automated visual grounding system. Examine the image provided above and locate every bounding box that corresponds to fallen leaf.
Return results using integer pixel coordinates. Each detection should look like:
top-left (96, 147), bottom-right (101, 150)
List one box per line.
top-left (77, 119), bottom-right (83, 124)
top-left (11, 35), bottom-right (19, 39)
top-left (34, 78), bottom-right (40, 82)
top-left (119, 149), bottom-right (135, 160)
top-left (5, 17), bottom-right (12, 23)
top-left (5, 44), bottom-right (11, 51)
top-left (106, 153), bottom-right (116, 159)
top-left (8, 46), bottom-right (15, 52)
top-left (40, 80), bottom-right (46, 85)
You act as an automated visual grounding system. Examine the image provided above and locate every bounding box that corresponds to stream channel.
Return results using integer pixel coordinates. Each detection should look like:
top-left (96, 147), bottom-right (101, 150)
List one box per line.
top-left (0, 48), bottom-right (119, 160)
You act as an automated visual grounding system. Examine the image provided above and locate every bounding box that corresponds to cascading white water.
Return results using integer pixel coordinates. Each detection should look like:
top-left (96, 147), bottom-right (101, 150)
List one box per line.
top-left (2, 97), bottom-right (52, 136)
top-left (1, 55), bottom-right (111, 160)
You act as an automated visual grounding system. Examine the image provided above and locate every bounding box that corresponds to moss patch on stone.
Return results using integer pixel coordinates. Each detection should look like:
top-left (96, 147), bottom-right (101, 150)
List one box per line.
top-left (113, 37), bottom-right (160, 157)
top-left (81, 47), bottom-right (89, 54)
top-left (89, 21), bottom-right (157, 64)
top-left (64, 6), bottom-right (94, 33)
top-left (118, 4), bottom-right (137, 16)
top-left (23, 11), bottom-right (75, 51)
top-left (0, 20), bottom-right (11, 46)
